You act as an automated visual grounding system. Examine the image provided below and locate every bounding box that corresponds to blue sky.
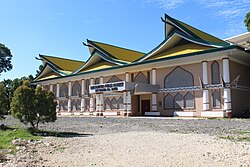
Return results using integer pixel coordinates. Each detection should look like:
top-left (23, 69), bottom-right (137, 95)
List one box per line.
top-left (0, 0), bottom-right (249, 80)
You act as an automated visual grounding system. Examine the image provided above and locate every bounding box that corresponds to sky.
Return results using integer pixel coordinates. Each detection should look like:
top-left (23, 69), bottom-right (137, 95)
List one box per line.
top-left (0, 0), bottom-right (249, 81)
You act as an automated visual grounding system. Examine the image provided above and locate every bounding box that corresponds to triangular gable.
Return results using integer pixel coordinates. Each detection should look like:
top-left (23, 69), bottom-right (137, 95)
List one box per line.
top-left (34, 63), bottom-right (61, 81)
top-left (39, 54), bottom-right (84, 73)
top-left (73, 39), bottom-right (145, 74)
top-left (136, 30), bottom-right (217, 62)
top-left (87, 39), bottom-right (145, 63)
top-left (164, 14), bottom-right (229, 46)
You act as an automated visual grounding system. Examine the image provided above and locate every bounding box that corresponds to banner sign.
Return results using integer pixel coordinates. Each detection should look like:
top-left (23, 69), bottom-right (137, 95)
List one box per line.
top-left (89, 81), bottom-right (125, 94)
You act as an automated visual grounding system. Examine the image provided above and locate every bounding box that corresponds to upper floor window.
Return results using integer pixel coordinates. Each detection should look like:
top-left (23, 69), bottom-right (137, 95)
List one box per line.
top-left (211, 61), bottom-right (220, 84)
top-left (164, 67), bottom-right (194, 88)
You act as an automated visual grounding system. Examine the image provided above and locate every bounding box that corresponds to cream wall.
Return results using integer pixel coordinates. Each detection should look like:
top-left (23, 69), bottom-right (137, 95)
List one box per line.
top-left (155, 62), bottom-right (203, 116)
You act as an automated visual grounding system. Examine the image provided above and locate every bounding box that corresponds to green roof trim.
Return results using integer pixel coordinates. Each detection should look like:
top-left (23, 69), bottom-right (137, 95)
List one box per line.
top-left (32, 45), bottom-right (244, 84)
top-left (135, 29), bottom-right (226, 62)
top-left (164, 14), bottom-right (229, 46)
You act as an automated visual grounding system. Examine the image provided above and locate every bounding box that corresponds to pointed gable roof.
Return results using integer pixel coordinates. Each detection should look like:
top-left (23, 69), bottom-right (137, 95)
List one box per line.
top-left (87, 39), bottom-right (145, 63)
top-left (164, 14), bottom-right (229, 46)
top-left (135, 14), bottom-right (230, 62)
top-left (40, 54), bottom-right (84, 72)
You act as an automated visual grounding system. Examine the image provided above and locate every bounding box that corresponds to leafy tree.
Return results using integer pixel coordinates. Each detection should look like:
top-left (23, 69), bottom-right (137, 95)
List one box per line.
top-left (0, 43), bottom-right (13, 75)
top-left (0, 83), bottom-right (8, 119)
top-left (1, 76), bottom-right (35, 113)
top-left (11, 82), bottom-right (57, 129)
top-left (36, 64), bottom-right (44, 77)
top-left (245, 12), bottom-right (250, 31)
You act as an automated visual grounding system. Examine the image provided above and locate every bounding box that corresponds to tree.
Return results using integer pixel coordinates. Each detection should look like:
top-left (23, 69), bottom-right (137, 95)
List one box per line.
top-left (1, 76), bottom-right (35, 113)
top-left (11, 82), bottom-right (57, 129)
top-left (0, 83), bottom-right (8, 119)
top-left (245, 12), bottom-right (250, 32)
top-left (0, 43), bottom-right (13, 75)
top-left (36, 64), bottom-right (44, 77)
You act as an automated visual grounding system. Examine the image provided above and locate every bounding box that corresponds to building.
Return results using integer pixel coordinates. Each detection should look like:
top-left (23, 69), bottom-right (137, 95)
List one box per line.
top-left (33, 14), bottom-right (250, 118)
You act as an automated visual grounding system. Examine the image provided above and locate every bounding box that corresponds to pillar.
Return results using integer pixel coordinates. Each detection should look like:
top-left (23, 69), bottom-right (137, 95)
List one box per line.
top-left (68, 82), bottom-right (72, 112)
top-left (90, 78), bottom-right (94, 113)
top-left (151, 68), bottom-right (157, 112)
top-left (56, 83), bottom-right (60, 113)
top-left (223, 58), bottom-right (232, 117)
top-left (81, 79), bottom-right (85, 112)
top-left (123, 91), bottom-right (127, 116)
top-left (125, 72), bottom-right (130, 82)
top-left (50, 85), bottom-right (53, 92)
top-left (202, 61), bottom-right (209, 111)
top-left (100, 76), bottom-right (104, 84)
top-left (127, 91), bottom-right (131, 116)
top-left (151, 93), bottom-right (157, 112)
top-left (96, 94), bottom-right (100, 116)
top-left (100, 93), bottom-right (104, 116)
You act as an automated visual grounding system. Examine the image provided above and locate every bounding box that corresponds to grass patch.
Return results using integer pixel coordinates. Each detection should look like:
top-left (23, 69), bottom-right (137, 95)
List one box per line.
top-left (29, 129), bottom-right (89, 138)
top-left (0, 128), bottom-right (41, 150)
top-left (220, 135), bottom-right (250, 142)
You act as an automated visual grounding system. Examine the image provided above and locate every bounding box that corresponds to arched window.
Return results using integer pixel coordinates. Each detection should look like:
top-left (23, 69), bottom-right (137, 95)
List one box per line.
top-left (43, 85), bottom-right (50, 91)
top-left (212, 61), bottom-right (220, 84)
top-left (118, 96), bottom-right (123, 109)
top-left (111, 97), bottom-right (118, 109)
top-left (72, 82), bottom-right (81, 96)
top-left (53, 85), bottom-right (57, 97)
top-left (164, 67), bottom-right (194, 88)
top-left (104, 98), bottom-right (111, 110)
top-left (174, 93), bottom-right (184, 109)
top-left (85, 79), bottom-right (89, 94)
top-left (164, 94), bottom-right (174, 109)
top-left (59, 83), bottom-right (68, 97)
top-left (72, 99), bottom-right (81, 111)
top-left (212, 90), bottom-right (221, 108)
top-left (134, 72), bottom-right (148, 83)
top-left (95, 78), bottom-right (100, 84)
top-left (184, 92), bottom-right (195, 108)
top-left (108, 75), bottom-right (122, 83)
top-left (59, 100), bottom-right (68, 111)
top-left (85, 98), bottom-right (90, 111)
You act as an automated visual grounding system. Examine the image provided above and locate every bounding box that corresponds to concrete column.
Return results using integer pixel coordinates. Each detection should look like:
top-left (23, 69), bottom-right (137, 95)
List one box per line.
top-left (81, 79), bottom-right (85, 112)
top-left (100, 93), bottom-right (104, 116)
top-left (50, 85), bottom-right (53, 92)
top-left (127, 91), bottom-right (131, 116)
top-left (151, 93), bottom-right (157, 112)
top-left (56, 83), bottom-right (60, 112)
top-left (96, 94), bottom-right (100, 116)
top-left (202, 61), bottom-right (209, 111)
top-left (68, 82), bottom-right (72, 112)
top-left (152, 68), bottom-right (156, 85)
top-left (223, 58), bottom-right (232, 117)
top-left (123, 91), bottom-right (127, 116)
top-left (125, 72), bottom-right (130, 82)
top-left (90, 78), bottom-right (94, 113)
top-left (100, 76), bottom-right (104, 84)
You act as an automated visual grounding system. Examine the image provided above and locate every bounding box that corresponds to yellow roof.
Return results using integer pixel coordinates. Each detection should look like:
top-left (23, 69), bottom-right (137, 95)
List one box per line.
top-left (40, 55), bottom-right (84, 71)
top-left (148, 43), bottom-right (212, 60)
top-left (80, 60), bottom-right (115, 73)
top-left (88, 40), bottom-right (145, 63)
top-left (36, 72), bottom-right (60, 81)
top-left (176, 20), bottom-right (227, 45)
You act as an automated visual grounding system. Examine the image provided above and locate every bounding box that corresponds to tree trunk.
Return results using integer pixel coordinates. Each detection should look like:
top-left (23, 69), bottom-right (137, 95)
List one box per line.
top-left (30, 121), bottom-right (36, 129)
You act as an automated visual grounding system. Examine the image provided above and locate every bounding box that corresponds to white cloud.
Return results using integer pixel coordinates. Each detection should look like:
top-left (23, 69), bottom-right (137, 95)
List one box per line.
top-left (144, 0), bottom-right (185, 10)
top-left (142, 0), bottom-right (250, 37)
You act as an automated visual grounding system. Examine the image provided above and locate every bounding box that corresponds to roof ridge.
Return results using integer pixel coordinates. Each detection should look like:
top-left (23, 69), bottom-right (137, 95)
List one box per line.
top-left (165, 14), bottom-right (229, 45)
top-left (87, 39), bottom-right (146, 54)
top-left (39, 54), bottom-right (85, 63)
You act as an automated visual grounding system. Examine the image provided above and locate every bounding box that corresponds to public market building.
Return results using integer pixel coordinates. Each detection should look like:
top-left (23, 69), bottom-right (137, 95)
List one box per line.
top-left (33, 14), bottom-right (250, 118)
